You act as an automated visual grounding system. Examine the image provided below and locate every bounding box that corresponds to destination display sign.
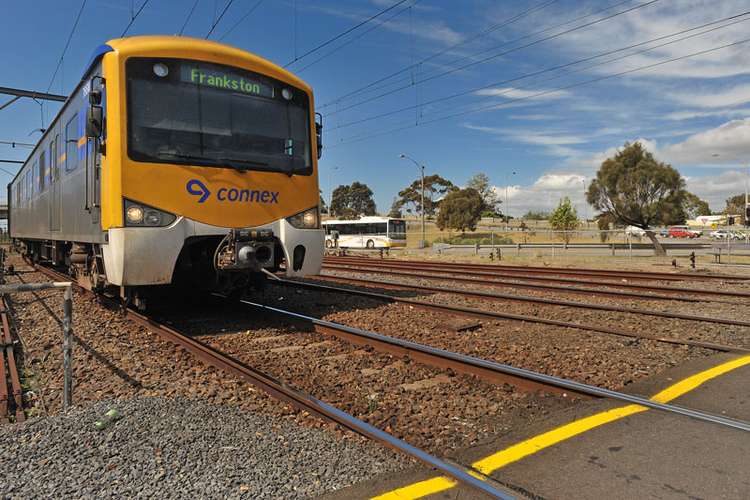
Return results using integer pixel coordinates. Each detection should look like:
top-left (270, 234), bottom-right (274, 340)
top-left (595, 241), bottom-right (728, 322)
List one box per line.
top-left (180, 66), bottom-right (274, 98)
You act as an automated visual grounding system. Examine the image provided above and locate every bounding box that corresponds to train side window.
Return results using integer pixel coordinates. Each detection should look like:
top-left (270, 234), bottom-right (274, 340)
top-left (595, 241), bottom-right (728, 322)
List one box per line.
top-left (32, 161), bottom-right (39, 196)
top-left (39, 151), bottom-right (46, 192)
top-left (25, 170), bottom-right (32, 200)
top-left (50, 137), bottom-right (58, 183)
top-left (65, 114), bottom-right (78, 172)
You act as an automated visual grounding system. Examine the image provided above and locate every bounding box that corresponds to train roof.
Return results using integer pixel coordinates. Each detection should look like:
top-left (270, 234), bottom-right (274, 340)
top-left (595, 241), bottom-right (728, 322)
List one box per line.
top-left (102, 36), bottom-right (312, 94)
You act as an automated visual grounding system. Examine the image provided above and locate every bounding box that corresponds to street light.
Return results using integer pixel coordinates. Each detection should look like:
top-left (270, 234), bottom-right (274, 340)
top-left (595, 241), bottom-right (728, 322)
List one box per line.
top-left (399, 154), bottom-right (426, 248)
top-left (327, 165), bottom-right (340, 217)
top-left (711, 153), bottom-right (749, 226)
top-left (505, 171), bottom-right (516, 223)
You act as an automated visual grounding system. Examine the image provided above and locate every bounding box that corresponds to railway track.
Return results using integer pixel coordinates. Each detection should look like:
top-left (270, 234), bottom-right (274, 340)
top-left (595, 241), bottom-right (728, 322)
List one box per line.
top-left (0, 293), bottom-right (24, 423)
top-left (25, 260), bottom-right (750, 498)
top-left (28, 263), bottom-right (511, 499)
top-left (270, 278), bottom-right (750, 355)
top-left (318, 269), bottom-right (750, 329)
top-left (323, 258), bottom-right (750, 303)
top-left (324, 255), bottom-right (749, 283)
top-left (240, 297), bottom-right (750, 432)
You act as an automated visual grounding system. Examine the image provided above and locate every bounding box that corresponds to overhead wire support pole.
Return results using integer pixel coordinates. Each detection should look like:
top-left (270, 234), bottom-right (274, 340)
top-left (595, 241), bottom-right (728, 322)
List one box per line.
top-left (0, 160), bottom-right (24, 165)
top-left (0, 87), bottom-right (66, 103)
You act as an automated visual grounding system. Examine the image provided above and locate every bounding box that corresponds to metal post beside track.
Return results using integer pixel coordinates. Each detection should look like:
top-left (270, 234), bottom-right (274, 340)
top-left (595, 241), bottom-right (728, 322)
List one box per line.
top-left (0, 281), bottom-right (74, 411)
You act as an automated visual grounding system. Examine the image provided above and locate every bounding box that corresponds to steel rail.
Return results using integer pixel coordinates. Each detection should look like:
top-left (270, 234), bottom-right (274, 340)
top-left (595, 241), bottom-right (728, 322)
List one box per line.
top-left (272, 278), bottom-right (750, 354)
top-left (242, 299), bottom-right (750, 433)
top-left (325, 256), bottom-right (749, 282)
top-left (0, 294), bottom-right (24, 422)
top-left (318, 271), bottom-right (750, 329)
top-left (323, 262), bottom-right (730, 304)
top-left (323, 258), bottom-right (750, 301)
top-left (30, 264), bottom-right (510, 499)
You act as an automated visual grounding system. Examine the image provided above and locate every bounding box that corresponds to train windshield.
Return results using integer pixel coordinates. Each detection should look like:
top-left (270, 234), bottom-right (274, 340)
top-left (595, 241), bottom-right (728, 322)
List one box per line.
top-left (126, 58), bottom-right (312, 175)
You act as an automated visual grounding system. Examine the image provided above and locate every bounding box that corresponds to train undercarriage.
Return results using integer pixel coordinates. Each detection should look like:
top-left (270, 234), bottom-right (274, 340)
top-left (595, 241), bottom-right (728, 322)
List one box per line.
top-left (16, 231), bottom-right (286, 310)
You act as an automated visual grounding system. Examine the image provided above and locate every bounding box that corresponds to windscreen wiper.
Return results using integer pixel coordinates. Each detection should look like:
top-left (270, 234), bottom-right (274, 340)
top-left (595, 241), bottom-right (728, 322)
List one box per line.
top-left (156, 151), bottom-right (214, 164)
top-left (217, 157), bottom-right (270, 172)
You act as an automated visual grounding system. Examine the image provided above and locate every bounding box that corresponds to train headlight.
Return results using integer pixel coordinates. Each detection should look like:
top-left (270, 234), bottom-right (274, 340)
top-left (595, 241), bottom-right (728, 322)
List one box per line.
top-left (286, 206), bottom-right (320, 229)
top-left (126, 206), bottom-right (144, 224)
top-left (123, 199), bottom-right (177, 227)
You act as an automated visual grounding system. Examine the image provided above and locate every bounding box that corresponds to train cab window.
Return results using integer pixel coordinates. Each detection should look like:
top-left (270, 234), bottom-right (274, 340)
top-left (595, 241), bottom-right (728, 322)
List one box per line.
top-left (65, 114), bottom-right (78, 172)
top-left (126, 58), bottom-right (312, 176)
top-left (38, 151), bottom-right (46, 192)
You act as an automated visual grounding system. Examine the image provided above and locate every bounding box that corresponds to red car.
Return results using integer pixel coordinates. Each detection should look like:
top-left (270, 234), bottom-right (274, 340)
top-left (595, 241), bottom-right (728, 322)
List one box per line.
top-left (668, 226), bottom-right (700, 238)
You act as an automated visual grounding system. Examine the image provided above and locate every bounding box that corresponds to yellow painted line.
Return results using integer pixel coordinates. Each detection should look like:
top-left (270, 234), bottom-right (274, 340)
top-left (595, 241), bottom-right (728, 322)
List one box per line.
top-left (372, 355), bottom-right (750, 500)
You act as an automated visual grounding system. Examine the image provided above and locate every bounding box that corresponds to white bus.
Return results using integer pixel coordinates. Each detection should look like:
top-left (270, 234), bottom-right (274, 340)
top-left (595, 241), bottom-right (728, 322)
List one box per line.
top-left (323, 217), bottom-right (407, 249)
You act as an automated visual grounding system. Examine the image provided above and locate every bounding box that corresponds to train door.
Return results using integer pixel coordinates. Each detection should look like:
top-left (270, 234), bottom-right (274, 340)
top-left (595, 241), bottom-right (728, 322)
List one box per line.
top-left (85, 76), bottom-right (104, 227)
top-left (49, 135), bottom-right (61, 231)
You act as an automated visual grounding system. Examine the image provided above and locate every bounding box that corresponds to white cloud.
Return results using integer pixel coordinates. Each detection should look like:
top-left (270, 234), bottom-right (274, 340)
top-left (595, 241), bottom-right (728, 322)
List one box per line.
top-left (660, 119), bottom-right (750, 164)
top-left (473, 87), bottom-right (570, 100)
top-left (492, 173), bottom-right (590, 216)
top-left (665, 108), bottom-right (750, 120)
top-left (552, 1), bottom-right (750, 80)
top-left (686, 170), bottom-right (749, 209)
top-left (668, 84), bottom-right (750, 109)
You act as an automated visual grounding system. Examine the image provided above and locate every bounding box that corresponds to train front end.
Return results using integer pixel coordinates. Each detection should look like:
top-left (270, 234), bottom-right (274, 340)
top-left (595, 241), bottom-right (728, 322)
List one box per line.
top-left (97, 37), bottom-right (323, 299)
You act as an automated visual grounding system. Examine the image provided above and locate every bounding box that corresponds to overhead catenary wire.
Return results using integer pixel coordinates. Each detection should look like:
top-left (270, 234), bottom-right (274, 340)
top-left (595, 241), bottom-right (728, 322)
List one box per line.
top-left (320, 0), bottom-right (567, 108)
top-left (326, 0), bottom-right (661, 117)
top-left (295, 0), bottom-right (421, 73)
top-left (284, 0), bottom-right (412, 68)
top-left (46, 0), bottom-right (87, 93)
top-left (205, 0), bottom-right (235, 39)
top-left (121, 0), bottom-right (150, 37)
top-left (217, 0), bottom-right (265, 41)
top-left (329, 11), bottom-right (750, 132)
top-left (331, 37), bottom-right (750, 147)
top-left (178, 0), bottom-right (201, 36)
top-left (0, 140), bottom-right (34, 149)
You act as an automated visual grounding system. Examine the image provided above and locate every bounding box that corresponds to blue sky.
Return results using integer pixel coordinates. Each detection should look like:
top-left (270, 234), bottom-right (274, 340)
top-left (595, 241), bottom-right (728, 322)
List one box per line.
top-left (3, 0), bottom-right (750, 215)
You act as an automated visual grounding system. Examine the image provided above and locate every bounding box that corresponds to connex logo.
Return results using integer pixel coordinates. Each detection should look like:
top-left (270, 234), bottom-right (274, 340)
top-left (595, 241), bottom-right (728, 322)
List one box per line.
top-left (186, 179), bottom-right (280, 205)
top-left (186, 179), bottom-right (211, 203)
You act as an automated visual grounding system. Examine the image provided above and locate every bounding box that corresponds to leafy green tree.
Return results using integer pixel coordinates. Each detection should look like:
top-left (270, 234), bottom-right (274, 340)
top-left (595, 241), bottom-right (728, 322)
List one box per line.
top-left (549, 197), bottom-right (580, 244)
top-left (725, 193), bottom-right (748, 224)
top-left (319, 189), bottom-right (328, 215)
top-left (387, 197), bottom-right (403, 218)
top-left (522, 210), bottom-right (550, 220)
top-left (330, 182), bottom-right (376, 219)
top-left (397, 174), bottom-right (456, 217)
top-left (586, 142), bottom-right (687, 255)
top-left (436, 188), bottom-right (484, 233)
top-left (466, 172), bottom-right (502, 217)
top-left (682, 192), bottom-right (710, 219)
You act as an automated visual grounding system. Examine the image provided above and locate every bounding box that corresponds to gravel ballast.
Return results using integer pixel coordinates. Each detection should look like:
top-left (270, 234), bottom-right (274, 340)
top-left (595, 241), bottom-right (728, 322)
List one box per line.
top-left (0, 397), bottom-right (408, 498)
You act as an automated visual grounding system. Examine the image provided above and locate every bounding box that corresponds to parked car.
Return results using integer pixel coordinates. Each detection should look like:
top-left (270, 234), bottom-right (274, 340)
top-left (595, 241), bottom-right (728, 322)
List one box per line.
top-left (625, 226), bottom-right (646, 237)
top-left (668, 225), bottom-right (700, 238)
top-left (710, 229), bottom-right (731, 239)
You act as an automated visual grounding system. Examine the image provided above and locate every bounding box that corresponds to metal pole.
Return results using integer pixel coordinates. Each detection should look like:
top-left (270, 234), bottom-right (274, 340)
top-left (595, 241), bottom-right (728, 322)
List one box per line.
top-left (420, 165), bottom-right (425, 249)
top-left (62, 286), bottom-right (73, 411)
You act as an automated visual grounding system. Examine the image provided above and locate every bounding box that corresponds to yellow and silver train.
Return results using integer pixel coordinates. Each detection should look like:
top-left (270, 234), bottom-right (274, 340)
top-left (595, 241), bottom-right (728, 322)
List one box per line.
top-left (9, 36), bottom-right (324, 306)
